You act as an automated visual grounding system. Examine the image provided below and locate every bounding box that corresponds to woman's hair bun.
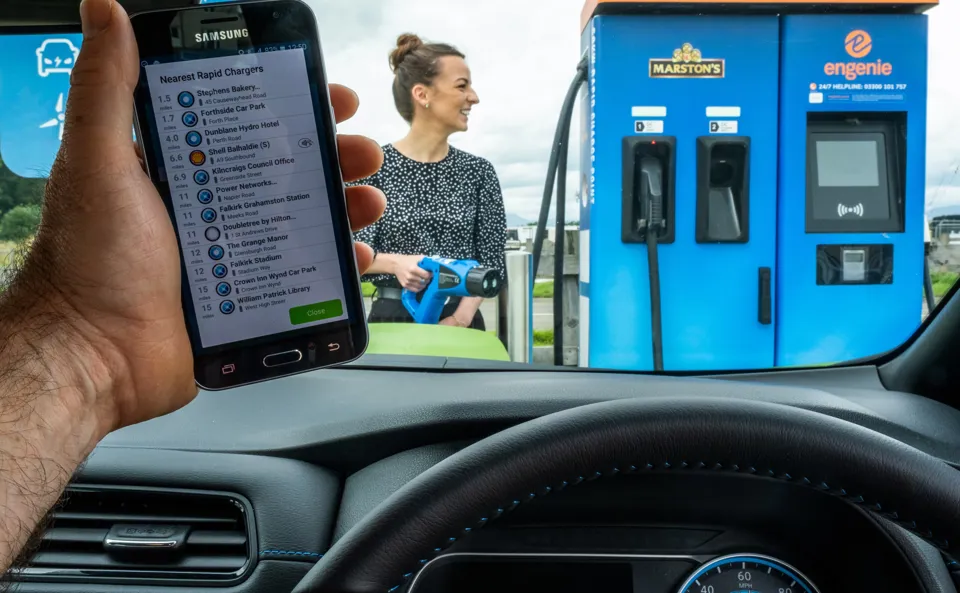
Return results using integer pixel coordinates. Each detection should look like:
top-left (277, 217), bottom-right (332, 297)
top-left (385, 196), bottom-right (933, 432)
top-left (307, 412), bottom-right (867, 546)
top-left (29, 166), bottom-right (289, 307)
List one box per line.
top-left (390, 33), bottom-right (423, 72)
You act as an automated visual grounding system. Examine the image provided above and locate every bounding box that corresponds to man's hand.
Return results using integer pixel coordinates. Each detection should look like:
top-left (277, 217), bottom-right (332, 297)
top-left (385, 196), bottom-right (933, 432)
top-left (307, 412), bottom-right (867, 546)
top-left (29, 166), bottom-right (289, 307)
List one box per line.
top-left (0, 0), bottom-right (384, 573)
top-left (8, 0), bottom-right (384, 431)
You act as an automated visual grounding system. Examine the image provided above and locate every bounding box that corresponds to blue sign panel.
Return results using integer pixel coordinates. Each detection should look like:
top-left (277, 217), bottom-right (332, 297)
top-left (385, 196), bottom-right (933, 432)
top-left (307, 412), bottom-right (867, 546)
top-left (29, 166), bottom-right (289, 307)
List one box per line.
top-left (777, 14), bottom-right (928, 366)
top-left (0, 32), bottom-right (82, 178)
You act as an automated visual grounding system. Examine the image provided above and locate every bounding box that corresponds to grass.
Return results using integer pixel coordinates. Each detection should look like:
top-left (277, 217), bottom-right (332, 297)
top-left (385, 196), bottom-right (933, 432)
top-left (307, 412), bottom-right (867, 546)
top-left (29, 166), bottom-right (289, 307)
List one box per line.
top-left (0, 241), bottom-right (15, 268)
top-left (533, 273), bottom-right (959, 301)
top-left (0, 240), bottom-right (25, 285)
top-left (534, 329), bottom-right (554, 346)
top-left (931, 271), bottom-right (958, 299)
top-left (533, 282), bottom-right (553, 299)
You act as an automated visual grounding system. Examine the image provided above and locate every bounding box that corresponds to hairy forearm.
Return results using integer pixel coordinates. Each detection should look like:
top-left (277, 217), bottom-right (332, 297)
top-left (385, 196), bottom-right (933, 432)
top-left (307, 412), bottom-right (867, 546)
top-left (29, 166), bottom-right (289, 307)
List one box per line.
top-left (0, 289), bottom-right (113, 574)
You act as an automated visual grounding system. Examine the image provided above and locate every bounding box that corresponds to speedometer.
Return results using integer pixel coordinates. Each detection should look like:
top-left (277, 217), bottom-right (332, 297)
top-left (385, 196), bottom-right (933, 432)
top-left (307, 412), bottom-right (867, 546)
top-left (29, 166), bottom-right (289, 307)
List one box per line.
top-left (676, 554), bottom-right (820, 593)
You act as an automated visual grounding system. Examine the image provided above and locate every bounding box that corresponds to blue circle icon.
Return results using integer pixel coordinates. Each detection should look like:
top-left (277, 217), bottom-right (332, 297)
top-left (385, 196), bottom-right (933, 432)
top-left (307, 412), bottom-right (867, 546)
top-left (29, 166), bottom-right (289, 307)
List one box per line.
top-left (178, 91), bottom-right (195, 108)
top-left (205, 226), bottom-right (221, 242)
top-left (197, 189), bottom-right (213, 204)
top-left (201, 208), bottom-right (217, 223)
top-left (216, 282), bottom-right (232, 297)
top-left (220, 300), bottom-right (236, 315)
top-left (194, 170), bottom-right (210, 185)
top-left (182, 111), bottom-right (198, 127)
top-left (212, 264), bottom-right (228, 278)
top-left (208, 245), bottom-right (224, 260)
top-left (186, 131), bottom-right (203, 147)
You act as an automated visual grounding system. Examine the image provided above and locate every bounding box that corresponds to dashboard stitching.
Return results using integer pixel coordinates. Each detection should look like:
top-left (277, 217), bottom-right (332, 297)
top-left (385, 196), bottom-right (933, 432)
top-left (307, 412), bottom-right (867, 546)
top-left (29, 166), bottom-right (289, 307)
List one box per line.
top-left (260, 549), bottom-right (323, 562)
top-left (385, 463), bottom-right (956, 593)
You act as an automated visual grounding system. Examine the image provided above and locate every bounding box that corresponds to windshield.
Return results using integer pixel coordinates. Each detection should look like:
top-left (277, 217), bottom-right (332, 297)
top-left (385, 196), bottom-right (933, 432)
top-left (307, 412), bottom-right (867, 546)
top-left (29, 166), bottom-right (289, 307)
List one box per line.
top-left (0, 0), bottom-right (957, 373)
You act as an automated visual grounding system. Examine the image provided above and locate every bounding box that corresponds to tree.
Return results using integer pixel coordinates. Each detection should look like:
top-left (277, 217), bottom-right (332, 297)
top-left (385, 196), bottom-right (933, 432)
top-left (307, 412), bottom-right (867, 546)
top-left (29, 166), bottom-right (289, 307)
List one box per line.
top-left (0, 153), bottom-right (47, 216)
top-left (0, 205), bottom-right (42, 242)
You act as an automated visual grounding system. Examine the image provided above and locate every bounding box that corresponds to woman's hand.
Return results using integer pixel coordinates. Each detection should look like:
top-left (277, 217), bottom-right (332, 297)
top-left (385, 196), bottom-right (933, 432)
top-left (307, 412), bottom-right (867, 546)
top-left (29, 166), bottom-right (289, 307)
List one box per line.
top-left (441, 296), bottom-right (482, 328)
top-left (392, 254), bottom-right (432, 292)
top-left (439, 316), bottom-right (468, 328)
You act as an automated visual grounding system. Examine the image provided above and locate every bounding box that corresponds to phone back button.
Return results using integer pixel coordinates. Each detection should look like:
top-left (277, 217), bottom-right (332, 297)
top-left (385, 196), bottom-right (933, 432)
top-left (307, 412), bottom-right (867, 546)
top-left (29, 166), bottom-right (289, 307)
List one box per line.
top-left (262, 350), bottom-right (303, 367)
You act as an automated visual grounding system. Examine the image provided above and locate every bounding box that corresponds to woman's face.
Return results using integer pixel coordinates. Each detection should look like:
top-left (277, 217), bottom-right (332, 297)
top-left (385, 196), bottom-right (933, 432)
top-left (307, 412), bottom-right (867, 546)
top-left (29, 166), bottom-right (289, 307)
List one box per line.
top-left (419, 56), bottom-right (480, 133)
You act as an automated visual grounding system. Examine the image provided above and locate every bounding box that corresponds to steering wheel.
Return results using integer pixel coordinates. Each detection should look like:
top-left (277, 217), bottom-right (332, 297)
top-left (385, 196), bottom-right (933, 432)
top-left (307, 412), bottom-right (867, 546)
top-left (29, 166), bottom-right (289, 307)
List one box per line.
top-left (291, 397), bottom-right (960, 593)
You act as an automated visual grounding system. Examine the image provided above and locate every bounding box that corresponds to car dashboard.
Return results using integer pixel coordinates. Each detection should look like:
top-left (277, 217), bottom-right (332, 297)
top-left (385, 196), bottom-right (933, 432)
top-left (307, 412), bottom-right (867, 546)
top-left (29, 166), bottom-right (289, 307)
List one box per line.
top-left (10, 360), bottom-right (960, 593)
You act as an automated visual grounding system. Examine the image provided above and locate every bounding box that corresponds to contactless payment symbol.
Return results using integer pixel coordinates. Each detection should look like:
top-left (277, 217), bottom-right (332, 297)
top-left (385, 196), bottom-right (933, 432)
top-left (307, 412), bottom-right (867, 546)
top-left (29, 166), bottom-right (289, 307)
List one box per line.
top-left (208, 245), bottom-right (225, 260)
top-left (194, 170), bottom-right (210, 185)
top-left (201, 208), bottom-right (218, 223)
top-left (182, 111), bottom-right (199, 127)
top-left (190, 150), bottom-right (206, 166)
top-left (198, 189), bottom-right (214, 204)
top-left (178, 91), bottom-right (195, 108)
top-left (845, 30), bottom-right (872, 58)
top-left (212, 263), bottom-right (228, 278)
top-left (186, 131), bottom-right (203, 147)
top-left (220, 300), bottom-right (236, 315)
top-left (216, 282), bottom-right (232, 297)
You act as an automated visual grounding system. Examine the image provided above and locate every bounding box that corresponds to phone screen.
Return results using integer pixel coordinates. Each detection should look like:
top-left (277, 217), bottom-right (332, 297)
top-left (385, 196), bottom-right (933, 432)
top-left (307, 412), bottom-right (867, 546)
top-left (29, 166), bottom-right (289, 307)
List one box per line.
top-left (142, 47), bottom-right (346, 348)
top-left (132, 2), bottom-right (367, 387)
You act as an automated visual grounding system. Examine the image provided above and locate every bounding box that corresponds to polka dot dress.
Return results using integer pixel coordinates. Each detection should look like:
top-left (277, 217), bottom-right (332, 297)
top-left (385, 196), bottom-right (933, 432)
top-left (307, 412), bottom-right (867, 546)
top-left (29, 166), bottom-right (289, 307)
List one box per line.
top-left (352, 144), bottom-right (508, 289)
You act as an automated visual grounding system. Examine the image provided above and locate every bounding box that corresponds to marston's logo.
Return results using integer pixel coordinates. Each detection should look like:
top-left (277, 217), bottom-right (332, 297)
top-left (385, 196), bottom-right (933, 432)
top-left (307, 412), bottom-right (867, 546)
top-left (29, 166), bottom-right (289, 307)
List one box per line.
top-left (649, 42), bottom-right (724, 79)
top-left (825, 29), bottom-right (892, 81)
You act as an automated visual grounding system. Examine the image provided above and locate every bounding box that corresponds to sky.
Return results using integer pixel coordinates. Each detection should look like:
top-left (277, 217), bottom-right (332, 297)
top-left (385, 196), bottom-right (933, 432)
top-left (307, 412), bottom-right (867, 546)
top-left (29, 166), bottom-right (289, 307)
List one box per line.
top-left (307, 0), bottom-right (960, 223)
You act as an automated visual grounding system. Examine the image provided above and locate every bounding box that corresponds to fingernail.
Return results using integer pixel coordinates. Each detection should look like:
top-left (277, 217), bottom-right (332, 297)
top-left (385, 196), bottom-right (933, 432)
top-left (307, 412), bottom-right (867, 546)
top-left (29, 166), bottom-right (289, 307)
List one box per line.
top-left (80, 0), bottom-right (114, 39)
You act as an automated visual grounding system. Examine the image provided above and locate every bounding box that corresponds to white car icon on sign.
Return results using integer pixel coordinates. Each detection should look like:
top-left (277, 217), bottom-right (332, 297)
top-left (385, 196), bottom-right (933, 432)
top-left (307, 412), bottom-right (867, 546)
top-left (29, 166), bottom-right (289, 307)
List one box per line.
top-left (36, 39), bottom-right (80, 77)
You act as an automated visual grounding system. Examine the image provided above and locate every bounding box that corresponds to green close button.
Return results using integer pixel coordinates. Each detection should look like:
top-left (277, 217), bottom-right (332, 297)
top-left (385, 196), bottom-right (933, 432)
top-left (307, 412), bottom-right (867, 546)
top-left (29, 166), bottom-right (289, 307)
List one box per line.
top-left (289, 299), bottom-right (343, 325)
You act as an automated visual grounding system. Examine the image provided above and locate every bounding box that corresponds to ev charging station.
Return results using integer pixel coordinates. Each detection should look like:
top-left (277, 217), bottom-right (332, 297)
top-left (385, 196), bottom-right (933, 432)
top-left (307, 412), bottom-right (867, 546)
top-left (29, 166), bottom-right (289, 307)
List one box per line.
top-left (576, 0), bottom-right (937, 371)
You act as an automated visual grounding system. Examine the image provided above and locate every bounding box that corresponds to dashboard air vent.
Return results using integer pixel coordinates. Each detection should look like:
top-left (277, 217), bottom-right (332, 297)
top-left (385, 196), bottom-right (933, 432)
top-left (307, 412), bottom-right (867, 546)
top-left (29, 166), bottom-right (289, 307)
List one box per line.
top-left (17, 486), bottom-right (254, 586)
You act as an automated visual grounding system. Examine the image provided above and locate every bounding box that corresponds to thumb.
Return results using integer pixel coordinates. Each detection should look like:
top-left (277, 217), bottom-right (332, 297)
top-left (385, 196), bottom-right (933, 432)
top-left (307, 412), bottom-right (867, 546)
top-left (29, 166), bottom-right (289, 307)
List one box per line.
top-left (61, 0), bottom-right (140, 159)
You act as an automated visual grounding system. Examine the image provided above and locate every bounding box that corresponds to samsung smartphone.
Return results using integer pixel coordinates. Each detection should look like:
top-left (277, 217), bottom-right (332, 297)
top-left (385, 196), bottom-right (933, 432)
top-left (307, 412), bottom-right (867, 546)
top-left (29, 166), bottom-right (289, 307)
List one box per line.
top-left (130, 0), bottom-right (368, 390)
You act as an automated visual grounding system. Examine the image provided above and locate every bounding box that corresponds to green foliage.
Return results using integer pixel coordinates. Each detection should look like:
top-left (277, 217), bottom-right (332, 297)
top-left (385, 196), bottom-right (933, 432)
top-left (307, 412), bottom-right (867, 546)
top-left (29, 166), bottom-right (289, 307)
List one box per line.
top-left (0, 154), bottom-right (46, 215)
top-left (931, 271), bottom-right (959, 298)
top-left (0, 154), bottom-right (47, 247)
top-left (533, 329), bottom-right (553, 346)
top-left (0, 205), bottom-right (41, 243)
top-left (532, 282), bottom-right (553, 298)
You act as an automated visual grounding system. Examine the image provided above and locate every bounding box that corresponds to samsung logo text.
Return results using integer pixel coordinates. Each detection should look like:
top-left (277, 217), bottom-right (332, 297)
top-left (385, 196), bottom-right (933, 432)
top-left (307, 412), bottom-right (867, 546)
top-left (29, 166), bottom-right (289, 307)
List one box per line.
top-left (195, 28), bottom-right (249, 43)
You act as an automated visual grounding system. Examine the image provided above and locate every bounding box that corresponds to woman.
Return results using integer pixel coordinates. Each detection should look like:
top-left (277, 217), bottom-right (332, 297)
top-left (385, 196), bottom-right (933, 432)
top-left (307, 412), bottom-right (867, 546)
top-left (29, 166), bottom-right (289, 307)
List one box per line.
top-left (353, 33), bottom-right (507, 330)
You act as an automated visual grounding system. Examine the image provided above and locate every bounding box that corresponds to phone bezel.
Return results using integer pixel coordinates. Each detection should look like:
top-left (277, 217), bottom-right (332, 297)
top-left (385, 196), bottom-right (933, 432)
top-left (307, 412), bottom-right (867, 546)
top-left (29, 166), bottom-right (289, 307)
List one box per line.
top-left (130, 0), bottom-right (369, 390)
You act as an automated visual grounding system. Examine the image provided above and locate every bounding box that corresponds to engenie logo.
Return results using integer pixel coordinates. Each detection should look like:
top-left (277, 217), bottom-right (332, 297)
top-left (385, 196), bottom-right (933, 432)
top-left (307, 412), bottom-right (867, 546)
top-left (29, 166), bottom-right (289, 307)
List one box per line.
top-left (825, 29), bottom-right (892, 81)
top-left (845, 30), bottom-right (872, 58)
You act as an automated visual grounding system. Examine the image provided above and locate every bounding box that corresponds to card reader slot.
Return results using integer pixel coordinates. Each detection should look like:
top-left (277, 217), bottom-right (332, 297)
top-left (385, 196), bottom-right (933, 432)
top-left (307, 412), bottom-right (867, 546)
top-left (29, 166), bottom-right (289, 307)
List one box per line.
top-left (816, 244), bottom-right (893, 285)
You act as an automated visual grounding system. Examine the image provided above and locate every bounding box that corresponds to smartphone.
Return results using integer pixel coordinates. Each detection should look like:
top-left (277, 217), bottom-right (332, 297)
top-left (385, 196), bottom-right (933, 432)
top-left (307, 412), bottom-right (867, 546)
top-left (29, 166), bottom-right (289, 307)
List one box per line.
top-left (130, 0), bottom-right (368, 390)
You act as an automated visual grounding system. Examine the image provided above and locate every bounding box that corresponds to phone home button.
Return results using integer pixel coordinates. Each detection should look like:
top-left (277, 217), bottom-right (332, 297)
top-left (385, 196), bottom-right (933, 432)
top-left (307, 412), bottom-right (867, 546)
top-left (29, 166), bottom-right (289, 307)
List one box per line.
top-left (262, 350), bottom-right (303, 368)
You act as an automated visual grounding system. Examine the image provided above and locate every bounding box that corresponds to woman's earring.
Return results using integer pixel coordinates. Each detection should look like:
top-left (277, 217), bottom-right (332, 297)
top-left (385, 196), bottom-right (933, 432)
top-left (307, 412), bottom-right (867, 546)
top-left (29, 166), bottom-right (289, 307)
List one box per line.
top-left (425, 102), bottom-right (430, 109)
